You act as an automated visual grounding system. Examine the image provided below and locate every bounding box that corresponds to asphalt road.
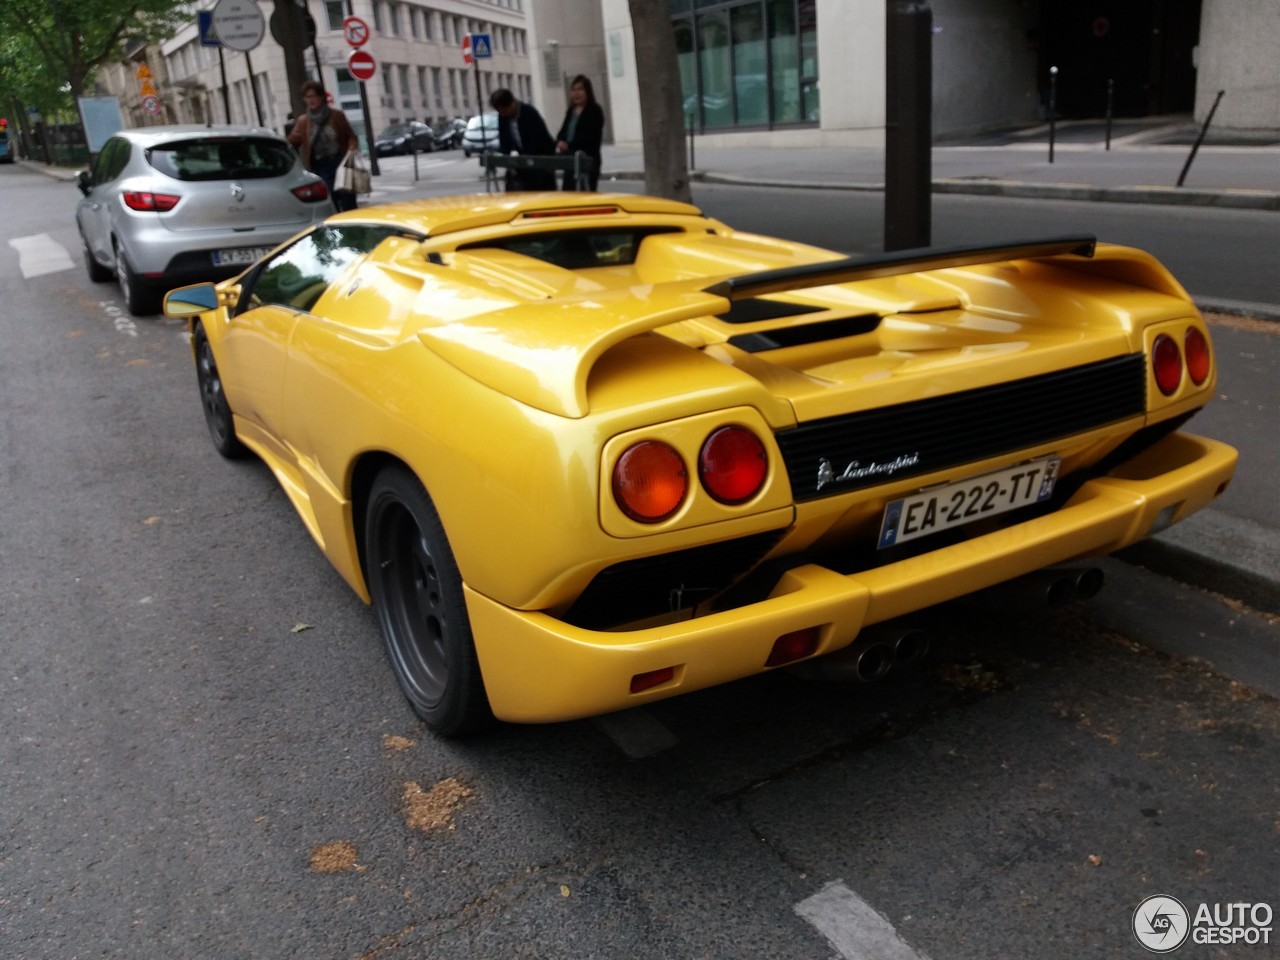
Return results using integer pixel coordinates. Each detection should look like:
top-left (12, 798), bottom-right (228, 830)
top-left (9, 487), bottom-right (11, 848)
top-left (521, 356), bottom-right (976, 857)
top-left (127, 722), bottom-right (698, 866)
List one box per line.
top-left (2, 163), bottom-right (1277, 960)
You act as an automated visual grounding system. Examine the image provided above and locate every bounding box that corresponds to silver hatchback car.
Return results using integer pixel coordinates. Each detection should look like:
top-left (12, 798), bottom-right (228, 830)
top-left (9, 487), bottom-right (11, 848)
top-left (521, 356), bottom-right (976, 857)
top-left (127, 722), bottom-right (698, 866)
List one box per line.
top-left (76, 125), bottom-right (333, 315)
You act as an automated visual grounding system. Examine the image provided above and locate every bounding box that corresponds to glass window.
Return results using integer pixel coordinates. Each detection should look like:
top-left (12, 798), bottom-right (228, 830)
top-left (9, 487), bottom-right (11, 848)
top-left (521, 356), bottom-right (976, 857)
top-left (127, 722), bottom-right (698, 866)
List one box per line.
top-left (372, 2), bottom-right (383, 33)
top-left (697, 14), bottom-right (732, 128)
top-left (245, 226), bottom-right (402, 313)
top-left (732, 3), bottom-right (767, 125)
top-left (390, 3), bottom-right (401, 36)
top-left (798, 0), bottom-right (818, 122)
top-left (675, 19), bottom-right (696, 126)
top-left (767, 0), bottom-right (799, 124)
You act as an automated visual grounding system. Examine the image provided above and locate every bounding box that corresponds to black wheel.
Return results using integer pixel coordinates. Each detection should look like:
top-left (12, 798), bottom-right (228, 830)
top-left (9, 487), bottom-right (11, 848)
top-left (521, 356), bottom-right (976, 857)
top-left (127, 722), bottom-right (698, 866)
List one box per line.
top-left (365, 466), bottom-right (492, 736)
top-left (115, 244), bottom-right (160, 316)
top-left (193, 323), bottom-right (248, 459)
top-left (82, 233), bottom-right (112, 282)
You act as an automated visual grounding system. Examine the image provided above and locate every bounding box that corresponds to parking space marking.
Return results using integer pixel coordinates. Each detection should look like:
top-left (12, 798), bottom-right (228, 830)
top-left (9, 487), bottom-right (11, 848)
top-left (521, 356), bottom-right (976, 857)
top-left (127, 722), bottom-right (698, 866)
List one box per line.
top-left (796, 881), bottom-right (931, 960)
top-left (9, 234), bottom-right (74, 278)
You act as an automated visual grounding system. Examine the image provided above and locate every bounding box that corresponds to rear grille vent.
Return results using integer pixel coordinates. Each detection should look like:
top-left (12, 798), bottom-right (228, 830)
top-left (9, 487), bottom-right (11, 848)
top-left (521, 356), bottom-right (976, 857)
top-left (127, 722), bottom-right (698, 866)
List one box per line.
top-left (776, 353), bottom-right (1147, 502)
top-left (564, 530), bottom-right (785, 630)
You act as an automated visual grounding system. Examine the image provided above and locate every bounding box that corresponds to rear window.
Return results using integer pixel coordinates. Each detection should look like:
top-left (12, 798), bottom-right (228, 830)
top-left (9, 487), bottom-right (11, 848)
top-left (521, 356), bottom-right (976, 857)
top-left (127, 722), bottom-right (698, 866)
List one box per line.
top-left (460, 227), bottom-right (680, 270)
top-left (147, 136), bottom-right (297, 181)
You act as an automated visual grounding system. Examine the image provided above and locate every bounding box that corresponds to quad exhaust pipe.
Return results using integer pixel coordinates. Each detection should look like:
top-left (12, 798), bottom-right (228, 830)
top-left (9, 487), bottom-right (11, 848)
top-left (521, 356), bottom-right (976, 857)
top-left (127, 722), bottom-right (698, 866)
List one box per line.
top-left (794, 625), bottom-right (931, 684)
top-left (976, 565), bottom-right (1106, 608)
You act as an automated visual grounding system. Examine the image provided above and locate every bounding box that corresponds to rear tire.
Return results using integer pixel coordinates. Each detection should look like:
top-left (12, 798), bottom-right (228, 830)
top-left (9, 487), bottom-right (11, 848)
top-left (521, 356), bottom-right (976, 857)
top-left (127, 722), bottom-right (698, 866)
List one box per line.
top-left (365, 466), bottom-right (493, 736)
top-left (115, 244), bottom-right (160, 316)
top-left (193, 322), bottom-right (248, 459)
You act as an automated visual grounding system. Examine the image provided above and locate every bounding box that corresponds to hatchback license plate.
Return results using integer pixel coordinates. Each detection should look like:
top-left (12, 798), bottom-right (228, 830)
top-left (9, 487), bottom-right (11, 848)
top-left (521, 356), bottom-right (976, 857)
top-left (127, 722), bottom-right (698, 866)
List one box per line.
top-left (878, 456), bottom-right (1060, 549)
top-left (212, 246), bottom-right (271, 266)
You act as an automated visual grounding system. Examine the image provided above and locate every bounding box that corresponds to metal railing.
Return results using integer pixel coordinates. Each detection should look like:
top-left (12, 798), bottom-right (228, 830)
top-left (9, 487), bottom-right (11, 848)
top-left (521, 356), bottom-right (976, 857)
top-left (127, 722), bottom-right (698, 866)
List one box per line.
top-left (478, 151), bottom-right (596, 192)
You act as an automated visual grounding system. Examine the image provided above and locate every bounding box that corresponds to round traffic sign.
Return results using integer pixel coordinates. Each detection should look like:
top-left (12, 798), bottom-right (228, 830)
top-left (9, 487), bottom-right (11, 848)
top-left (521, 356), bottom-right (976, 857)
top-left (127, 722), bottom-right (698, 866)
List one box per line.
top-left (212, 0), bottom-right (265, 52)
top-left (348, 49), bottom-right (377, 82)
top-left (140, 94), bottom-right (163, 117)
top-left (343, 16), bottom-right (370, 47)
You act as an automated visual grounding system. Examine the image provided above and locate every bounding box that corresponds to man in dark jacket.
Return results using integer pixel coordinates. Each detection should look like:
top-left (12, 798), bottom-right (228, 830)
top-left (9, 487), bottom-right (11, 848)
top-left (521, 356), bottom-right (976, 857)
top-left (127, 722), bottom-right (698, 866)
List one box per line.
top-left (490, 88), bottom-right (557, 191)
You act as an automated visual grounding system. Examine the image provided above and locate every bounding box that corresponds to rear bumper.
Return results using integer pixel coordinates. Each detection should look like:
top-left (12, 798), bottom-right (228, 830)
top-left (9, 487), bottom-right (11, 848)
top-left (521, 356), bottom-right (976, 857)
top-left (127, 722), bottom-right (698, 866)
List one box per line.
top-left (467, 431), bottom-right (1237, 724)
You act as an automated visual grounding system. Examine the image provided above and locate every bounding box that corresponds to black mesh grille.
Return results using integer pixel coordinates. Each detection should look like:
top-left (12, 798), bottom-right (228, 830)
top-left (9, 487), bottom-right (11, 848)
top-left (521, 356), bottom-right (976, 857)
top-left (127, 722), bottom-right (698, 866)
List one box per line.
top-left (564, 530), bottom-right (785, 630)
top-left (776, 354), bottom-right (1147, 502)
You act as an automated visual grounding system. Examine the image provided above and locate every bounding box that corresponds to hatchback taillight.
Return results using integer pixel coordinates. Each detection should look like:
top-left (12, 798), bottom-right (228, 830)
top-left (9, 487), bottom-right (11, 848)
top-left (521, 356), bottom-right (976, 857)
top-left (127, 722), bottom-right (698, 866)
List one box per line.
top-left (292, 181), bottom-right (330, 203)
top-left (122, 191), bottom-right (181, 212)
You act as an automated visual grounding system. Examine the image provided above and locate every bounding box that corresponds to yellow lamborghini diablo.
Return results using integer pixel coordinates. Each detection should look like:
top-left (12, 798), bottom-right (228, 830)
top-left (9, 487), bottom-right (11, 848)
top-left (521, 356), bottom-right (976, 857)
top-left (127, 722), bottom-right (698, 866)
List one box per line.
top-left (164, 192), bottom-right (1237, 735)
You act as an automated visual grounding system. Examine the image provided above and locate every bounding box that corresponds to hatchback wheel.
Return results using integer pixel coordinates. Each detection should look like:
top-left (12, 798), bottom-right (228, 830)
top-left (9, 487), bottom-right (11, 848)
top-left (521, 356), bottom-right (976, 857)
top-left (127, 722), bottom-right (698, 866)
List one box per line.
top-left (115, 245), bottom-right (160, 316)
top-left (365, 466), bottom-right (493, 736)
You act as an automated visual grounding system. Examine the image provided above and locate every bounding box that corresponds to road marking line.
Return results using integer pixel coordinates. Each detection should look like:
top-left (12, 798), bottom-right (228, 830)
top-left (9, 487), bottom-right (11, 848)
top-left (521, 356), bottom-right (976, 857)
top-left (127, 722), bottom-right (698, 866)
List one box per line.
top-left (593, 709), bottom-right (679, 759)
top-left (795, 881), bottom-right (931, 960)
top-left (9, 234), bottom-right (75, 278)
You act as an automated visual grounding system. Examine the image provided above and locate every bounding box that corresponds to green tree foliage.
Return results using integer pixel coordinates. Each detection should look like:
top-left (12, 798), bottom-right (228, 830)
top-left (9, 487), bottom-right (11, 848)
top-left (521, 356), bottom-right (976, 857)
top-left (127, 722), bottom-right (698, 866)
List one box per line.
top-left (0, 0), bottom-right (186, 113)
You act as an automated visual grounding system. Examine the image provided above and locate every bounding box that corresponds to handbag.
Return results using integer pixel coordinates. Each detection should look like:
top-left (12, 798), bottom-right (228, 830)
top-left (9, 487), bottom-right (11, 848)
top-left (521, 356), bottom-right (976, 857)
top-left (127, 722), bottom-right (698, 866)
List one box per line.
top-left (339, 148), bottom-right (372, 195)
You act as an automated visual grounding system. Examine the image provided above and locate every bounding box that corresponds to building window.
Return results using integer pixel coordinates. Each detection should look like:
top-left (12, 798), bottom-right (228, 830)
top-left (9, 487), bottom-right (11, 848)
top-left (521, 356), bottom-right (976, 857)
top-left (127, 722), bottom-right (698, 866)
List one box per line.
top-left (431, 67), bottom-right (443, 109)
top-left (325, 0), bottom-right (344, 32)
top-left (372, 2), bottom-right (383, 33)
top-left (389, 3), bottom-right (401, 36)
top-left (410, 8), bottom-right (420, 39)
top-left (425, 10), bottom-right (434, 40)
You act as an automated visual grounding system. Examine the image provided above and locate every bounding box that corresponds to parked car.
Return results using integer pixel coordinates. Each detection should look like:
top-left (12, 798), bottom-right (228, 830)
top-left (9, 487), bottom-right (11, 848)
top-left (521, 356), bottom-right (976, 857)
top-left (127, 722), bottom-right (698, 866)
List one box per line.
top-left (433, 118), bottom-right (467, 151)
top-left (461, 113), bottom-right (499, 157)
top-left (75, 125), bottom-right (332, 315)
top-left (0, 126), bottom-right (14, 163)
top-left (162, 192), bottom-right (1237, 736)
top-left (374, 121), bottom-right (435, 157)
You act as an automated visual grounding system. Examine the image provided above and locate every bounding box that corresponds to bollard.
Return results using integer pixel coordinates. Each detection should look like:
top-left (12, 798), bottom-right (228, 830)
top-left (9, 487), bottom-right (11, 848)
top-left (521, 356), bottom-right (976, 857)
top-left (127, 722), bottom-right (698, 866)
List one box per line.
top-left (1105, 78), bottom-right (1114, 151)
top-left (1048, 66), bottom-right (1058, 163)
top-left (1178, 90), bottom-right (1225, 187)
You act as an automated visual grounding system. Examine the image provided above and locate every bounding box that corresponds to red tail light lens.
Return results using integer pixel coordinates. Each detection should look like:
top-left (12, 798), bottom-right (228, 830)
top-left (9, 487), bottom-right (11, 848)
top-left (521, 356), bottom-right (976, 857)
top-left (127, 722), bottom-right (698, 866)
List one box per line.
top-left (630, 666), bottom-right (675, 693)
top-left (1185, 328), bottom-right (1210, 385)
top-left (612, 441), bottom-right (687, 522)
top-left (1152, 333), bottom-right (1182, 396)
top-left (699, 426), bottom-right (768, 504)
top-left (292, 181), bottom-right (330, 203)
top-left (122, 191), bottom-right (181, 212)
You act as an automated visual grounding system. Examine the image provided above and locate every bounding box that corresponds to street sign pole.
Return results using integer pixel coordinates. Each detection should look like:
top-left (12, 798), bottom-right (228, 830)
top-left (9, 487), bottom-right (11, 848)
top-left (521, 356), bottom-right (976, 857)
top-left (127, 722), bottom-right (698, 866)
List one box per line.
top-left (244, 49), bottom-right (265, 125)
top-left (218, 48), bottom-right (230, 123)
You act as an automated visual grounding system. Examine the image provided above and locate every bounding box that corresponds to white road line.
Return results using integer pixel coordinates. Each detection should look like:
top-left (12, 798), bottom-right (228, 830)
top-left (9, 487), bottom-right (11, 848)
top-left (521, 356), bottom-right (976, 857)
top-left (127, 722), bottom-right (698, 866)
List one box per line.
top-left (593, 709), bottom-right (680, 759)
top-left (796, 881), bottom-right (932, 960)
top-left (9, 234), bottom-right (75, 278)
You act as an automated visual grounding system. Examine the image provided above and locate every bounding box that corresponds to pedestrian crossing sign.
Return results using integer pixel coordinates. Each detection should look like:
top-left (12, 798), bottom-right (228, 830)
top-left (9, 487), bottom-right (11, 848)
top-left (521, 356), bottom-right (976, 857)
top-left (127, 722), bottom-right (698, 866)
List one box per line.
top-left (471, 33), bottom-right (492, 58)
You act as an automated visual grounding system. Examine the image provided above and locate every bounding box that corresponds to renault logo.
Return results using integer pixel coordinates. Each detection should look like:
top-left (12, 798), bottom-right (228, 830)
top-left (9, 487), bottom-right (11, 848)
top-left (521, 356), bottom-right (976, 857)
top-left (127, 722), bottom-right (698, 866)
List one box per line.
top-left (230, 182), bottom-right (245, 202)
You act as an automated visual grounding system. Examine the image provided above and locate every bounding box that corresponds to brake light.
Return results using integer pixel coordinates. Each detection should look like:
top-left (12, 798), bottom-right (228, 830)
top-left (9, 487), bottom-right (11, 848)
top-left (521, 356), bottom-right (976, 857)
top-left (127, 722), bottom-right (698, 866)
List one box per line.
top-left (122, 191), bottom-right (181, 212)
top-left (612, 441), bottom-right (687, 522)
top-left (1152, 333), bottom-right (1182, 396)
top-left (292, 181), bottom-right (330, 203)
top-left (521, 206), bottom-right (619, 219)
top-left (699, 426), bottom-right (768, 504)
top-left (1185, 327), bottom-right (1211, 386)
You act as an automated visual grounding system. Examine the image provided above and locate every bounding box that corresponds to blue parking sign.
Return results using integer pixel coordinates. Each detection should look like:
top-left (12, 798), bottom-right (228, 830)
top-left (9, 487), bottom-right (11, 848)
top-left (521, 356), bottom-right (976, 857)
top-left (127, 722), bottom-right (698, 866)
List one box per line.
top-left (471, 32), bottom-right (492, 58)
top-left (198, 10), bottom-right (221, 47)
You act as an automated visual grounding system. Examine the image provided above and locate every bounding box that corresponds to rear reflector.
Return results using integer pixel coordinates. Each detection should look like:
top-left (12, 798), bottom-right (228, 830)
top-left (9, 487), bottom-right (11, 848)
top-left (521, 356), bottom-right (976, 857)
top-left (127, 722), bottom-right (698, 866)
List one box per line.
top-left (630, 666), bottom-right (676, 694)
top-left (766, 627), bottom-right (820, 667)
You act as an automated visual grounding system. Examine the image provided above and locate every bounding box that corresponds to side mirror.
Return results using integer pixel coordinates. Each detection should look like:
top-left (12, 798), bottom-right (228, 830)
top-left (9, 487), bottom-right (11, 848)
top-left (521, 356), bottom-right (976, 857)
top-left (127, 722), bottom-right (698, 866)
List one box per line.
top-left (75, 170), bottom-right (92, 196)
top-left (163, 282), bottom-right (220, 319)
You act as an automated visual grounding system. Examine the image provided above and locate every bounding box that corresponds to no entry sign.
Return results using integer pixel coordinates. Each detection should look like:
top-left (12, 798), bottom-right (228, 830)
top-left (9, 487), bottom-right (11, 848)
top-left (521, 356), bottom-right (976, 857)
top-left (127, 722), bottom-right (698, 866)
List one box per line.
top-left (348, 49), bottom-right (377, 81)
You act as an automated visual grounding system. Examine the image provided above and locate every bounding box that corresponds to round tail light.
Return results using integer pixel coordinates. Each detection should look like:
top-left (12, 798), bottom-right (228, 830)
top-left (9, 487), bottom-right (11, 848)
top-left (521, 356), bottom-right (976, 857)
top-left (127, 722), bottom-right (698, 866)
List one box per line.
top-left (699, 426), bottom-right (768, 504)
top-left (1152, 333), bottom-right (1183, 396)
top-left (1185, 327), bottom-right (1211, 386)
top-left (612, 441), bottom-right (687, 522)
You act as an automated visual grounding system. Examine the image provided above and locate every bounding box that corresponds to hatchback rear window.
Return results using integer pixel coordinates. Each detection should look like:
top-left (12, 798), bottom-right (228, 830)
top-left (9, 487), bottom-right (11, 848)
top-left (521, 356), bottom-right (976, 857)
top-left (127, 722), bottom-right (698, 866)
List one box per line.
top-left (148, 137), bottom-right (297, 181)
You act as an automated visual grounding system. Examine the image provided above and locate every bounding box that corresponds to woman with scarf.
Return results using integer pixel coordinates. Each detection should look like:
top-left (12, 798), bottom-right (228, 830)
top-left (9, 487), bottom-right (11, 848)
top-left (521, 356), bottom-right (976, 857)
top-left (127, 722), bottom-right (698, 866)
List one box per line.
top-left (288, 80), bottom-right (360, 212)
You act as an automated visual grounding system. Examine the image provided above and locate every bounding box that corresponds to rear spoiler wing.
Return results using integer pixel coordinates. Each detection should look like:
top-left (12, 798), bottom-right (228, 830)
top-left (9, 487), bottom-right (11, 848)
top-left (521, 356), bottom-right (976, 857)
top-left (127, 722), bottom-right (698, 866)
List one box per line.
top-left (704, 235), bottom-right (1098, 300)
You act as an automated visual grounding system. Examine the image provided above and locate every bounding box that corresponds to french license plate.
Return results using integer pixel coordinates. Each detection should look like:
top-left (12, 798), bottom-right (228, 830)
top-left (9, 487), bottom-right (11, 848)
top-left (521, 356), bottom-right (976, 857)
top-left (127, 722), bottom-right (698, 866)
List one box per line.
top-left (212, 246), bottom-right (271, 266)
top-left (878, 456), bottom-right (1060, 549)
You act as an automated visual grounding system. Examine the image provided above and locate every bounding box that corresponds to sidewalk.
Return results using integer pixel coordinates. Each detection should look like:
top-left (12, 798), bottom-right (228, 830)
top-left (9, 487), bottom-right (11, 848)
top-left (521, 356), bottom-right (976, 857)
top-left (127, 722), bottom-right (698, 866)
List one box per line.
top-left (602, 118), bottom-right (1280, 211)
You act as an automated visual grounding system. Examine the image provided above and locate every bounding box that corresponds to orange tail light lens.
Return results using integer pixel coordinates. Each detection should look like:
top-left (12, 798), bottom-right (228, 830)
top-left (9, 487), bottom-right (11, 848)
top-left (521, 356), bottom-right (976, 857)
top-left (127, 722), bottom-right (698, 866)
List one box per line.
top-left (699, 426), bottom-right (768, 504)
top-left (1152, 333), bottom-right (1183, 396)
top-left (1185, 327), bottom-right (1211, 386)
top-left (612, 441), bottom-right (687, 522)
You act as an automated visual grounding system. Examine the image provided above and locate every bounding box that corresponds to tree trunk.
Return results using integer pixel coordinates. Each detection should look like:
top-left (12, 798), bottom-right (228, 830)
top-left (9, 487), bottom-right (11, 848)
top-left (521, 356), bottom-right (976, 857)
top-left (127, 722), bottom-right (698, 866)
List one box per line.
top-left (626, 0), bottom-right (691, 202)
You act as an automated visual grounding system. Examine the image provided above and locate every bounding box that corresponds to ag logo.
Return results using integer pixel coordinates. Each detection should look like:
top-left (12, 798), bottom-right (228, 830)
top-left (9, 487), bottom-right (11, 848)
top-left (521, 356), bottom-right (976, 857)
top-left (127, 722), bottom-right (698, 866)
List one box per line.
top-left (1133, 895), bottom-right (1191, 953)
